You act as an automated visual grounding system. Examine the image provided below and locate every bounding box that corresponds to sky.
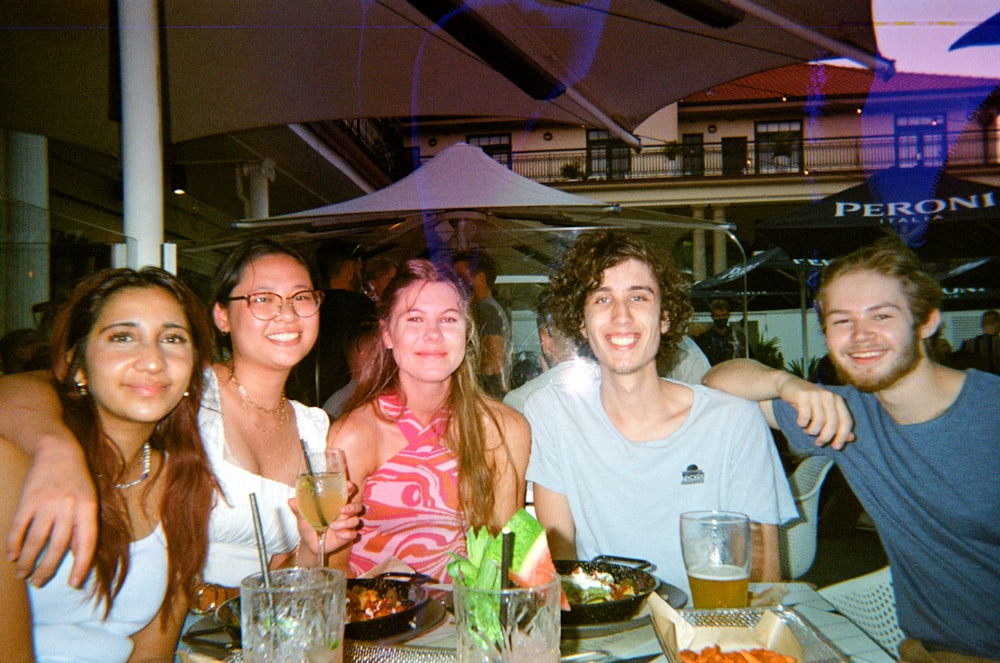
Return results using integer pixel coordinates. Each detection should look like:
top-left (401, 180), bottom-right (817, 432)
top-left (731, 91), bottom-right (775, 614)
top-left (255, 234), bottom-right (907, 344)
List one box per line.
top-left (871, 0), bottom-right (999, 78)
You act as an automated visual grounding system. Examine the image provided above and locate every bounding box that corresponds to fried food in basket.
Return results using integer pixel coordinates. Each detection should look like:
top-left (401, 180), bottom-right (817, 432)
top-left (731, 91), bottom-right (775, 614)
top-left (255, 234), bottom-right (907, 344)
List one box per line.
top-left (680, 645), bottom-right (797, 663)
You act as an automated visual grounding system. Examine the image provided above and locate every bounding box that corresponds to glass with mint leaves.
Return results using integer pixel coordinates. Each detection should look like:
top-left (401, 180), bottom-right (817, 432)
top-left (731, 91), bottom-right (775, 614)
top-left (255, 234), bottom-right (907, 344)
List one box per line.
top-left (447, 509), bottom-right (562, 663)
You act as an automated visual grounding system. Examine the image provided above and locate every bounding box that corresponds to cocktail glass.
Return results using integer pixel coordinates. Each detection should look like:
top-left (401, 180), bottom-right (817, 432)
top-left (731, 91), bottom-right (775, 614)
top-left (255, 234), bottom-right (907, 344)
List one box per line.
top-left (296, 447), bottom-right (348, 567)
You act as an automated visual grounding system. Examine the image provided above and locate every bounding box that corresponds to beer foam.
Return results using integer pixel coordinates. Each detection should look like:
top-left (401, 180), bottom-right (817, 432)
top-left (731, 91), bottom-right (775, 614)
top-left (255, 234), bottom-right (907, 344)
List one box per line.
top-left (687, 564), bottom-right (749, 581)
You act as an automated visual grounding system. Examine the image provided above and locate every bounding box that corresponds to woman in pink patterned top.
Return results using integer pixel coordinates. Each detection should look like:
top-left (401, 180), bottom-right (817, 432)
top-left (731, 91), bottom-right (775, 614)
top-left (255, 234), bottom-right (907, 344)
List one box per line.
top-left (324, 259), bottom-right (530, 582)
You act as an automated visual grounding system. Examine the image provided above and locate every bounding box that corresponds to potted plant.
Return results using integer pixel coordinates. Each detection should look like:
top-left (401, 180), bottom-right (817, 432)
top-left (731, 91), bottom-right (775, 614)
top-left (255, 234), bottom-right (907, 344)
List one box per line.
top-left (662, 141), bottom-right (684, 160)
top-left (560, 162), bottom-right (585, 180)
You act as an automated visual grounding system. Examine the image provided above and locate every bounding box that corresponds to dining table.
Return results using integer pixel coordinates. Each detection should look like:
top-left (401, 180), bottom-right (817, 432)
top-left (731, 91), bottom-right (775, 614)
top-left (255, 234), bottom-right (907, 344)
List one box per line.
top-left (177, 582), bottom-right (897, 663)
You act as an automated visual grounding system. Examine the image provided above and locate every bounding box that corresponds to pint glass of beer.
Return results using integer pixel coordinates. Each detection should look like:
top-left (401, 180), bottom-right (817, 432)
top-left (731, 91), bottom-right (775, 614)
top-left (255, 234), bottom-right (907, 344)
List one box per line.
top-left (680, 511), bottom-right (751, 609)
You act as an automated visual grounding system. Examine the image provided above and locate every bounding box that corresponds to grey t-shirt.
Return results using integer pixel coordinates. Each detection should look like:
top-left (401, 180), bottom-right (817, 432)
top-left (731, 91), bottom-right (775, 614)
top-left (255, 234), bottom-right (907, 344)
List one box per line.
top-left (773, 370), bottom-right (1000, 657)
top-left (526, 375), bottom-right (796, 596)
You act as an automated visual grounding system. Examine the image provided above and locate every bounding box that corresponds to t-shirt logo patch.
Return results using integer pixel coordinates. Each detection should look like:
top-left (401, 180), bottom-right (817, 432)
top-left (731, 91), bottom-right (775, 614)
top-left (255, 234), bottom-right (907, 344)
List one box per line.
top-left (682, 464), bottom-right (705, 485)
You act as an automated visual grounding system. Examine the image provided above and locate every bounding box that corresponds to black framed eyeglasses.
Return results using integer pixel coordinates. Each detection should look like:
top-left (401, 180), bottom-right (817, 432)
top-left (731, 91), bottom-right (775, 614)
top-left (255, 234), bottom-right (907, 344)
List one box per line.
top-left (227, 290), bottom-right (324, 321)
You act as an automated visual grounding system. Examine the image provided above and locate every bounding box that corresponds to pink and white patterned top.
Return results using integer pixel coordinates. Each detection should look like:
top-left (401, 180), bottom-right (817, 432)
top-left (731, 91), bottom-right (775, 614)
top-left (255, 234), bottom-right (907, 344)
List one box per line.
top-left (349, 393), bottom-right (466, 582)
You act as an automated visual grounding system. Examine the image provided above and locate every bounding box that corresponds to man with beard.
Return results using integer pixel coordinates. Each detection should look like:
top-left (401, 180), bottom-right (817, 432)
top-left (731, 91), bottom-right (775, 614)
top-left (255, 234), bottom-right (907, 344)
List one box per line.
top-left (524, 230), bottom-right (796, 599)
top-left (704, 237), bottom-right (1000, 661)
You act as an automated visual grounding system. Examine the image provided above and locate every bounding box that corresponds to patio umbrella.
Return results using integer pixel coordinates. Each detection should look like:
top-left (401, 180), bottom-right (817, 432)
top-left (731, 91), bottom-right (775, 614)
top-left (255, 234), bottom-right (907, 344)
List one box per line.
top-left (690, 246), bottom-right (828, 371)
top-left (228, 142), bottom-right (724, 273)
top-left (758, 167), bottom-right (1000, 261)
top-left (1, 0), bottom-right (885, 156)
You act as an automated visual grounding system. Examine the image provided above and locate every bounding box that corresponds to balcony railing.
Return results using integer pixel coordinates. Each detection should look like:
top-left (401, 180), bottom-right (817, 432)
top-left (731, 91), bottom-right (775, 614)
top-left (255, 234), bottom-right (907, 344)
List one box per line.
top-left (508, 129), bottom-right (1000, 183)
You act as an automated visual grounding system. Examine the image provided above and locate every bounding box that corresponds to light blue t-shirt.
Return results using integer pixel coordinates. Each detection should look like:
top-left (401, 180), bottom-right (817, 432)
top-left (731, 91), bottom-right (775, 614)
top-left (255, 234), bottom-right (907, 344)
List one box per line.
top-left (525, 375), bottom-right (796, 597)
top-left (773, 369), bottom-right (1000, 657)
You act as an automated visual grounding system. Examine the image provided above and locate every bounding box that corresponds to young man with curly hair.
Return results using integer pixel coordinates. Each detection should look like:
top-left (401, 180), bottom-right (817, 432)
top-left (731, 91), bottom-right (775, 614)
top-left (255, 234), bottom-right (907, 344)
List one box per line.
top-left (705, 238), bottom-right (1000, 659)
top-left (524, 230), bottom-right (796, 598)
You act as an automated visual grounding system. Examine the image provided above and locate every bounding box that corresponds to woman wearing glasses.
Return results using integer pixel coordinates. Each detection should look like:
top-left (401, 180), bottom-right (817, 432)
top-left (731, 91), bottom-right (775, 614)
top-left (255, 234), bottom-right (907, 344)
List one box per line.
top-left (196, 240), bottom-right (360, 591)
top-left (0, 240), bottom-right (361, 616)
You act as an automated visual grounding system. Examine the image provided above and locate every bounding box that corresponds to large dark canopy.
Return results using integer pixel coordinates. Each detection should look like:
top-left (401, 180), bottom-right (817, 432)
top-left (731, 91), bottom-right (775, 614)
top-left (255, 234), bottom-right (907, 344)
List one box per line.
top-left (758, 167), bottom-right (1000, 262)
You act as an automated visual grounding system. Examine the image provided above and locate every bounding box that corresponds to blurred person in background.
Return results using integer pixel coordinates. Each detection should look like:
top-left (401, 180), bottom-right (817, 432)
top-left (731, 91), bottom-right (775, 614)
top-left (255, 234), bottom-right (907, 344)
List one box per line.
top-left (322, 320), bottom-right (379, 420)
top-left (953, 309), bottom-right (999, 374)
top-left (453, 250), bottom-right (512, 399)
top-left (0, 327), bottom-right (50, 375)
top-left (362, 256), bottom-right (398, 303)
top-left (289, 240), bottom-right (377, 406)
top-left (693, 298), bottom-right (747, 366)
top-left (503, 292), bottom-right (595, 414)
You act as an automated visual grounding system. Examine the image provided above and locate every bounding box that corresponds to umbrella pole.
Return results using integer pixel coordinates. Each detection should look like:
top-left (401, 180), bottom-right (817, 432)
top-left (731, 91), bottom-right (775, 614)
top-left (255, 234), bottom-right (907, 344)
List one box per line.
top-left (721, 228), bottom-right (751, 359)
top-left (799, 273), bottom-right (809, 378)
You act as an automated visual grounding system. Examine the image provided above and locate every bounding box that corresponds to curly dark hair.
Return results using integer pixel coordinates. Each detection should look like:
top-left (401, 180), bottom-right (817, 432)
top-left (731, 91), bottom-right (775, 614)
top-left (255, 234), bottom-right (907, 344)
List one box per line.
top-left (548, 230), bottom-right (692, 366)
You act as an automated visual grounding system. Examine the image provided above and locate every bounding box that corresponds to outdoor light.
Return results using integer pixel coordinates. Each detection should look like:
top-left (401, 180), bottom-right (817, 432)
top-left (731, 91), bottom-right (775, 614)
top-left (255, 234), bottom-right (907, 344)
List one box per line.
top-left (170, 165), bottom-right (187, 195)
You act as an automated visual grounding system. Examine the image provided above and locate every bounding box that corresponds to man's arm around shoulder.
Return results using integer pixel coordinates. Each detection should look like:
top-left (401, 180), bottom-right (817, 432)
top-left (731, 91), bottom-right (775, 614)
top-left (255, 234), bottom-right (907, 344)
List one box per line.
top-left (703, 359), bottom-right (855, 449)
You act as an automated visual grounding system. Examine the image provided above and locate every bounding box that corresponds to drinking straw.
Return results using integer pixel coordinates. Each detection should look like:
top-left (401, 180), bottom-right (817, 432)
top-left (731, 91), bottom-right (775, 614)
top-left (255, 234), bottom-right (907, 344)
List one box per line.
top-left (499, 527), bottom-right (514, 637)
top-left (298, 439), bottom-right (328, 527)
top-left (500, 528), bottom-right (514, 590)
top-left (249, 492), bottom-right (271, 590)
top-left (298, 438), bottom-right (315, 474)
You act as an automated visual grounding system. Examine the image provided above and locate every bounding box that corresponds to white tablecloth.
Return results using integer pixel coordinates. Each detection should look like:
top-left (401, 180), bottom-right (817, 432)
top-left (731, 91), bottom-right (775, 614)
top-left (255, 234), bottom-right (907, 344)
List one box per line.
top-left (178, 582), bottom-right (896, 662)
top-left (406, 582), bottom-right (895, 663)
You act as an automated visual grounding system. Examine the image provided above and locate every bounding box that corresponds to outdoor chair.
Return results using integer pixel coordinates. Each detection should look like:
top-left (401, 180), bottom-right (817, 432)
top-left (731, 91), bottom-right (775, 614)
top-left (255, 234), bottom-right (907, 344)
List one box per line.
top-left (818, 566), bottom-right (905, 656)
top-left (779, 456), bottom-right (834, 579)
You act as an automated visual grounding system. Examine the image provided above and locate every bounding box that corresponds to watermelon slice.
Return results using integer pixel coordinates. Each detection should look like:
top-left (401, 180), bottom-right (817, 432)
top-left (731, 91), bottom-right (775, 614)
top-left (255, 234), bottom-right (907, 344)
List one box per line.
top-left (485, 509), bottom-right (569, 610)
top-left (446, 510), bottom-right (569, 648)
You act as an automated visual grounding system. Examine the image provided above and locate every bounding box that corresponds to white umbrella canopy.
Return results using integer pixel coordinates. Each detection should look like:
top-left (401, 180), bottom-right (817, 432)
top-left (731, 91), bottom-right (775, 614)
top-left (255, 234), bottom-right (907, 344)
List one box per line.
top-left (230, 142), bottom-right (729, 275)
top-left (244, 142), bottom-right (622, 226)
top-left (1, 0), bottom-right (884, 155)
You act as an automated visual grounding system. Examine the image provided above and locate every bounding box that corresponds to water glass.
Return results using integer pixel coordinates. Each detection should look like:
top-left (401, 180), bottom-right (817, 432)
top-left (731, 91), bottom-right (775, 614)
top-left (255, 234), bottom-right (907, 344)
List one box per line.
top-left (680, 510), bottom-right (751, 609)
top-left (452, 571), bottom-right (561, 663)
top-left (240, 567), bottom-right (346, 663)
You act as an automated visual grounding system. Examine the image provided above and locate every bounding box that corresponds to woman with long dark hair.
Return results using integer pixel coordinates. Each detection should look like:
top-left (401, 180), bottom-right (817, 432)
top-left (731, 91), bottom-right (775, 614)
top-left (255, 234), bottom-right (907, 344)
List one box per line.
top-left (0, 268), bottom-right (218, 661)
top-left (0, 240), bottom-right (361, 618)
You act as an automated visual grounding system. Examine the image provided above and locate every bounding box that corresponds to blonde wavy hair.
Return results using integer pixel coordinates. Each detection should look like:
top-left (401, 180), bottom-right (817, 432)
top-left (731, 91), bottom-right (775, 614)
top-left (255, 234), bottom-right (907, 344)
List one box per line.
top-left (343, 258), bottom-right (512, 533)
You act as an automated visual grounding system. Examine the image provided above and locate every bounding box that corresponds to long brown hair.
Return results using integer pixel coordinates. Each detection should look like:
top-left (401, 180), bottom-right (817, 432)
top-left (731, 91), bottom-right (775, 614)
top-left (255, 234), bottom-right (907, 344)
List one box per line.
top-left (51, 267), bottom-right (218, 623)
top-left (344, 259), bottom-right (511, 533)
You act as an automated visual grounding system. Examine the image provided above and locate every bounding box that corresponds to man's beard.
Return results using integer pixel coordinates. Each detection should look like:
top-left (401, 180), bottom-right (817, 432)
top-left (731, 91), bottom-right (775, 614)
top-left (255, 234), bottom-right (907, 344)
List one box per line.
top-left (831, 332), bottom-right (922, 392)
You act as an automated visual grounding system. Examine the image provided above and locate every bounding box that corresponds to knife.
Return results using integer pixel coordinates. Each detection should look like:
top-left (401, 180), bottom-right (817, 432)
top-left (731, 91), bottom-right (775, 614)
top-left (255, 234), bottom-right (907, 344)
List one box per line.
top-left (560, 652), bottom-right (663, 663)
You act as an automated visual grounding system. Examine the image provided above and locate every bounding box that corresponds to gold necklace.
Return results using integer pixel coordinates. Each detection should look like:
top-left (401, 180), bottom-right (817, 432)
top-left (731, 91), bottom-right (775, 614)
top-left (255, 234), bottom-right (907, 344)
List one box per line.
top-left (229, 366), bottom-right (289, 433)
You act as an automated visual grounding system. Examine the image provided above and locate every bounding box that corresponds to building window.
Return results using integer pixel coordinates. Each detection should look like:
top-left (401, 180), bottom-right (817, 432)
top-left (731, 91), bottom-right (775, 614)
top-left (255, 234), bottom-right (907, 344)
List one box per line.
top-left (682, 134), bottom-right (705, 176)
top-left (755, 120), bottom-right (802, 174)
top-left (895, 114), bottom-right (946, 167)
top-left (467, 134), bottom-right (512, 168)
top-left (586, 129), bottom-right (631, 180)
